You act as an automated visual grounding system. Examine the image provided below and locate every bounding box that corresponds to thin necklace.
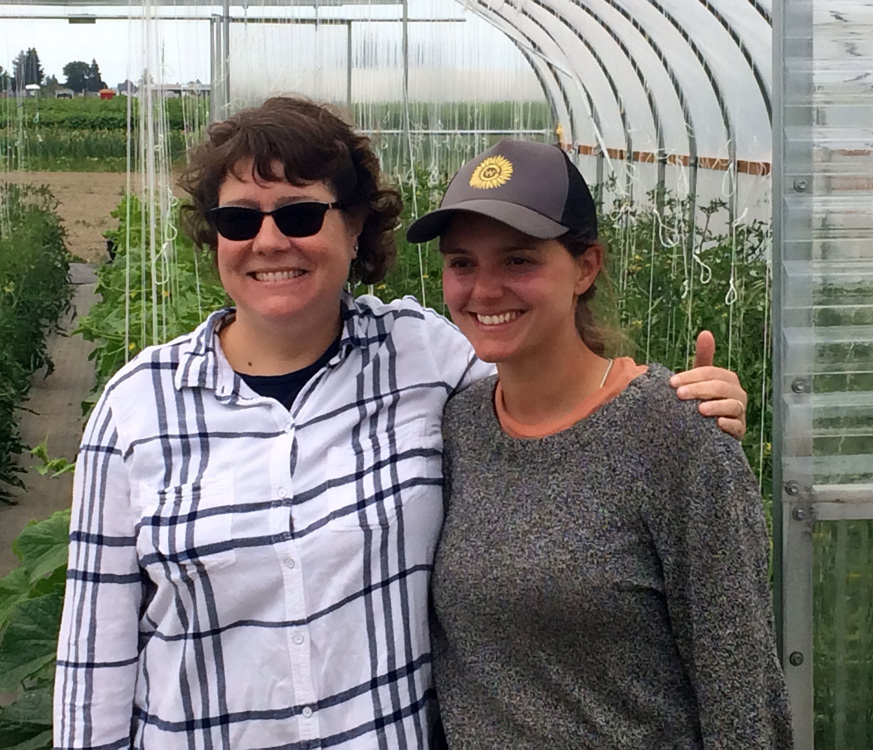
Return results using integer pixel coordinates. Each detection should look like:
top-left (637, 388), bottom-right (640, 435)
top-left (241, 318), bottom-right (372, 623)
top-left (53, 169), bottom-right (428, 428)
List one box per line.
top-left (599, 358), bottom-right (614, 388)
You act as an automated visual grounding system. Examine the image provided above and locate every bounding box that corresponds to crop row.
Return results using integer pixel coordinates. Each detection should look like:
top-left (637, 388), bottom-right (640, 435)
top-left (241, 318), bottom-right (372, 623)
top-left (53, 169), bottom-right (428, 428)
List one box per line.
top-left (0, 97), bottom-right (549, 132)
top-left (0, 96), bottom-right (208, 131)
top-left (0, 183), bottom-right (72, 503)
top-left (0, 129), bottom-right (192, 172)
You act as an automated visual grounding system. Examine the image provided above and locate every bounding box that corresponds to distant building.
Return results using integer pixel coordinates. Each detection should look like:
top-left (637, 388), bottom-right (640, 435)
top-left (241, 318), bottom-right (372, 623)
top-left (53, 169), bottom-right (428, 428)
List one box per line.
top-left (117, 80), bottom-right (138, 95)
top-left (55, 88), bottom-right (74, 99)
top-left (24, 83), bottom-right (41, 98)
top-left (144, 81), bottom-right (211, 97)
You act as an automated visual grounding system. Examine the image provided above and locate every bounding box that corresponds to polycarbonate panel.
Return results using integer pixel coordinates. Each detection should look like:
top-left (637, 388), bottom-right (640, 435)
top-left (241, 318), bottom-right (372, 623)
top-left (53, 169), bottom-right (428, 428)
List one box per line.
top-left (406, 12), bottom-right (542, 103)
top-left (707, 0), bottom-right (772, 86)
top-left (813, 521), bottom-right (873, 748)
top-left (228, 22), bottom-right (350, 105)
top-left (778, 0), bottom-right (873, 493)
top-left (776, 1), bottom-right (873, 747)
top-left (477, 0), bottom-right (592, 145)
top-left (546, 17), bottom-right (636, 148)
top-left (469, 6), bottom-right (575, 145)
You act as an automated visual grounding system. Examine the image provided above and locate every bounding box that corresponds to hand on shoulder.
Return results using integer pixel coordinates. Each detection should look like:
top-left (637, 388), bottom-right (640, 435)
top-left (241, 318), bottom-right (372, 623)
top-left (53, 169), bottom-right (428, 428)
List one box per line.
top-left (669, 331), bottom-right (748, 440)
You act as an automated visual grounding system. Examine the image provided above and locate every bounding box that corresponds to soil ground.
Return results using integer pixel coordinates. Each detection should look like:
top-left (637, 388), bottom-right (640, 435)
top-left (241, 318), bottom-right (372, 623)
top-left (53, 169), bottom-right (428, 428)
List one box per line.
top-left (0, 172), bottom-right (130, 578)
top-left (3, 171), bottom-right (131, 262)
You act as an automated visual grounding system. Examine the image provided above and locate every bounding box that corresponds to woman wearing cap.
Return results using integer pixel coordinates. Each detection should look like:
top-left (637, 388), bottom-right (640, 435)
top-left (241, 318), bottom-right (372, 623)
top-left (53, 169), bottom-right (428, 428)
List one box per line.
top-left (55, 99), bottom-right (750, 749)
top-left (410, 140), bottom-right (792, 748)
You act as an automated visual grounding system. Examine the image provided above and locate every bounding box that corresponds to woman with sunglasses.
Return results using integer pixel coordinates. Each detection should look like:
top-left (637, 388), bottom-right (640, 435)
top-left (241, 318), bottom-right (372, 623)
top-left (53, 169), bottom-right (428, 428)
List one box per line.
top-left (409, 140), bottom-right (792, 748)
top-left (55, 98), bottom-right (750, 749)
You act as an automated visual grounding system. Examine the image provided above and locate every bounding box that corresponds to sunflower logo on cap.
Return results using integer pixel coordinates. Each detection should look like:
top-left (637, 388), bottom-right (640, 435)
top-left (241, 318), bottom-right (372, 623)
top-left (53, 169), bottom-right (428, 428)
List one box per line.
top-left (470, 155), bottom-right (513, 189)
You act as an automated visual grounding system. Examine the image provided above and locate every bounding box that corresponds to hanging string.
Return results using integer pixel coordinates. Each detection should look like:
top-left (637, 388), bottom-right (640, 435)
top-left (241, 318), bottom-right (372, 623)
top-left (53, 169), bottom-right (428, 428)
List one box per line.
top-left (124, 19), bottom-right (134, 364)
top-left (758, 239), bottom-right (771, 487)
top-left (724, 185), bottom-right (742, 371)
top-left (644, 211), bottom-right (658, 363)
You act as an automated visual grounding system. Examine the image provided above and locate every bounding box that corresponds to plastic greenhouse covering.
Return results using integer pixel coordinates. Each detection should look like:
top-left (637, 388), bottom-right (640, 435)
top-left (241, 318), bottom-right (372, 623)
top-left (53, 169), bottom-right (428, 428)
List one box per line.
top-left (1, 0), bottom-right (775, 219)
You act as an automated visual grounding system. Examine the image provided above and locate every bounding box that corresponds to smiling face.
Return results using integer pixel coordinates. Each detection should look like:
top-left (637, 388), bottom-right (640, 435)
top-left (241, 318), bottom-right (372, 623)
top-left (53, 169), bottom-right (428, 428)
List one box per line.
top-left (215, 158), bottom-right (360, 335)
top-left (441, 213), bottom-right (600, 366)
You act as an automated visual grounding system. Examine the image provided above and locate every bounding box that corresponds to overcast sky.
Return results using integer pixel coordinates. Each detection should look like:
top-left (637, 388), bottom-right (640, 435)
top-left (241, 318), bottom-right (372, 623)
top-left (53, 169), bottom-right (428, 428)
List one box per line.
top-left (0, 1), bottom-right (540, 98)
top-left (1, 11), bottom-right (212, 86)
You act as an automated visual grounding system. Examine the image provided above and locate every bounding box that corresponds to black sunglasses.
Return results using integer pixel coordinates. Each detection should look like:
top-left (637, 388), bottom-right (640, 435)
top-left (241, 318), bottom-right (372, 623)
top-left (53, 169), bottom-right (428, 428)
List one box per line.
top-left (207, 201), bottom-right (342, 241)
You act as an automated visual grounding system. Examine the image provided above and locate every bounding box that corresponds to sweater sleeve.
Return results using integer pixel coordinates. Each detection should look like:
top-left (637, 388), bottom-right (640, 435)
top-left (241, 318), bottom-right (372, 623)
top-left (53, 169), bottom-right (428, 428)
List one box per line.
top-left (643, 397), bottom-right (793, 749)
top-left (54, 393), bottom-right (141, 750)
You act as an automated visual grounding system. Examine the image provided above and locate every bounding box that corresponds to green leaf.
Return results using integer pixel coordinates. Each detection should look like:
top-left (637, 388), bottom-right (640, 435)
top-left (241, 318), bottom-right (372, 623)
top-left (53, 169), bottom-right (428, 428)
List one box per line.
top-left (0, 594), bottom-right (62, 691)
top-left (15, 510), bottom-right (71, 585)
top-left (29, 440), bottom-right (75, 478)
top-left (27, 439), bottom-right (49, 464)
top-left (28, 567), bottom-right (67, 600)
top-left (0, 719), bottom-right (52, 750)
top-left (0, 569), bottom-right (31, 630)
top-left (0, 685), bottom-right (53, 725)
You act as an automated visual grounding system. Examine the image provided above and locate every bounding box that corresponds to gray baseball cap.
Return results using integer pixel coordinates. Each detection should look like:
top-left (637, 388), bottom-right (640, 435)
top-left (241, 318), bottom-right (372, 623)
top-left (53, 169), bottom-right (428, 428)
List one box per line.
top-left (406, 139), bottom-right (597, 243)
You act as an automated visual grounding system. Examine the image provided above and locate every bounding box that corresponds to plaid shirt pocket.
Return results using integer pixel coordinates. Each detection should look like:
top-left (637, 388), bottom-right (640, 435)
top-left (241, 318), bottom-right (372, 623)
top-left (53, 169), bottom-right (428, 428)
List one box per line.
top-left (136, 476), bottom-right (237, 577)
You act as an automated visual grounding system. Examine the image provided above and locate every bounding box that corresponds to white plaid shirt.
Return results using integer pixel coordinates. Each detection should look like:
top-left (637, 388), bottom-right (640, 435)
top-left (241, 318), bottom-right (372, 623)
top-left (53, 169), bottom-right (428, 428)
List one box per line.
top-left (54, 292), bottom-right (492, 750)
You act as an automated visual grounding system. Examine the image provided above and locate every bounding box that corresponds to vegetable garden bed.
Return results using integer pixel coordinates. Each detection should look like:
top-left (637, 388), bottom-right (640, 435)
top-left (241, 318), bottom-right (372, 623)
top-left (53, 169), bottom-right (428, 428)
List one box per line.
top-left (0, 183), bottom-right (72, 504)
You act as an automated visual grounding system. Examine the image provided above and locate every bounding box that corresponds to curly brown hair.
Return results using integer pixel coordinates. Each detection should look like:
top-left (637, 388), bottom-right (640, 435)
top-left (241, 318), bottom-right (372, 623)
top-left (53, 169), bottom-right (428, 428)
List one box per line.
top-left (178, 97), bottom-right (402, 285)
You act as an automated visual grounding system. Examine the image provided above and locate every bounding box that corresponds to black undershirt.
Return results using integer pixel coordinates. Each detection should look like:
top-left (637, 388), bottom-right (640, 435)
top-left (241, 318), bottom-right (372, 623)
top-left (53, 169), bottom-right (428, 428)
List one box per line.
top-left (237, 336), bottom-right (341, 410)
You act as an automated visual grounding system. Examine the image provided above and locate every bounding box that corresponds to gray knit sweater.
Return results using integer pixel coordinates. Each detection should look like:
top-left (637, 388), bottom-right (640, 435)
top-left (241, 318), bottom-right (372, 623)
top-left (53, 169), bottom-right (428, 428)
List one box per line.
top-left (431, 366), bottom-right (792, 749)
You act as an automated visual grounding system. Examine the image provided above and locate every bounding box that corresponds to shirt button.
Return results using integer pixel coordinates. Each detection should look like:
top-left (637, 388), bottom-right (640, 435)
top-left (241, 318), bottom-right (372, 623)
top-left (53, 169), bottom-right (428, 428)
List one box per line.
top-left (277, 487), bottom-right (288, 498)
top-left (285, 557), bottom-right (296, 569)
top-left (292, 632), bottom-right (305, 645)
top-left (301, 706), bottom-right (313, 718)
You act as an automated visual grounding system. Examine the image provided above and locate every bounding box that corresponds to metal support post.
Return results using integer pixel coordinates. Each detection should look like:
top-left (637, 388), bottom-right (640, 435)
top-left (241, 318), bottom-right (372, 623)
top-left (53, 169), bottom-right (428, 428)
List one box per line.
top-left (773, 0), bottom-right (816, 745)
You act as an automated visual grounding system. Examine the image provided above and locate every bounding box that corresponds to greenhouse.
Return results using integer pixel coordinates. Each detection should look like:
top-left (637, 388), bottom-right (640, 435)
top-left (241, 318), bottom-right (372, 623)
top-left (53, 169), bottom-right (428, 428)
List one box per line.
top-left (0, 0), bottom-right (871, 748)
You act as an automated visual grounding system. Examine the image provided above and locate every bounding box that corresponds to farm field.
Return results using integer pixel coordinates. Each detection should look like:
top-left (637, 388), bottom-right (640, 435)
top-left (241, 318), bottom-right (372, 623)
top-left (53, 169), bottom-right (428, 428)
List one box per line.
top-left (2, 171), bottom-right (129, 262)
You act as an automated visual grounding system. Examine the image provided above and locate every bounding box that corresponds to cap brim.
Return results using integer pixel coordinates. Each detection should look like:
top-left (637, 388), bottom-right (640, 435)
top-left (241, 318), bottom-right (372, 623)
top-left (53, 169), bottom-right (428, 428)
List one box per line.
top-left (405, 200), bottom-right (569, 244)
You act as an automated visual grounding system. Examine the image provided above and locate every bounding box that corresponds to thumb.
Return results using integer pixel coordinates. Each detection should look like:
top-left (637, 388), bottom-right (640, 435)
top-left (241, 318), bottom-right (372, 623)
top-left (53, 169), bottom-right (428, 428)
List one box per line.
top-left (693, 330), bottom-right (716, 369)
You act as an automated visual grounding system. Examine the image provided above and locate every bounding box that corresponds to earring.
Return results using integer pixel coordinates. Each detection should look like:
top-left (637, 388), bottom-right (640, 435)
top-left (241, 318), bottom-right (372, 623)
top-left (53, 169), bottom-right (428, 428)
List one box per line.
top-left (353, 242), bottom-right (359, 258)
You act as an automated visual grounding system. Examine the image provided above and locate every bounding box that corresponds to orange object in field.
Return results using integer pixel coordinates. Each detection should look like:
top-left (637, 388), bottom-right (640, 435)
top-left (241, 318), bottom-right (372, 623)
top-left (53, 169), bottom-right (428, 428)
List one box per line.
top-left (99, 89), bottom-right (115, 100)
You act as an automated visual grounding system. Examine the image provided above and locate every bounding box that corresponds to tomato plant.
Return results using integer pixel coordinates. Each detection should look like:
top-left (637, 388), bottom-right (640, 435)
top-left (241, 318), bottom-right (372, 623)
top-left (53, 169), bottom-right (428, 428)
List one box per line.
top-left (0, 183), bottom-right (72, 503)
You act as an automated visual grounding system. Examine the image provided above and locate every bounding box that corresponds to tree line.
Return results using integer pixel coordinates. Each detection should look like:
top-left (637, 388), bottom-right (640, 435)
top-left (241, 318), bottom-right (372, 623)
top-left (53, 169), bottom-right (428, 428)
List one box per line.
top-left (0, 48), bottom-right (108, 94)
